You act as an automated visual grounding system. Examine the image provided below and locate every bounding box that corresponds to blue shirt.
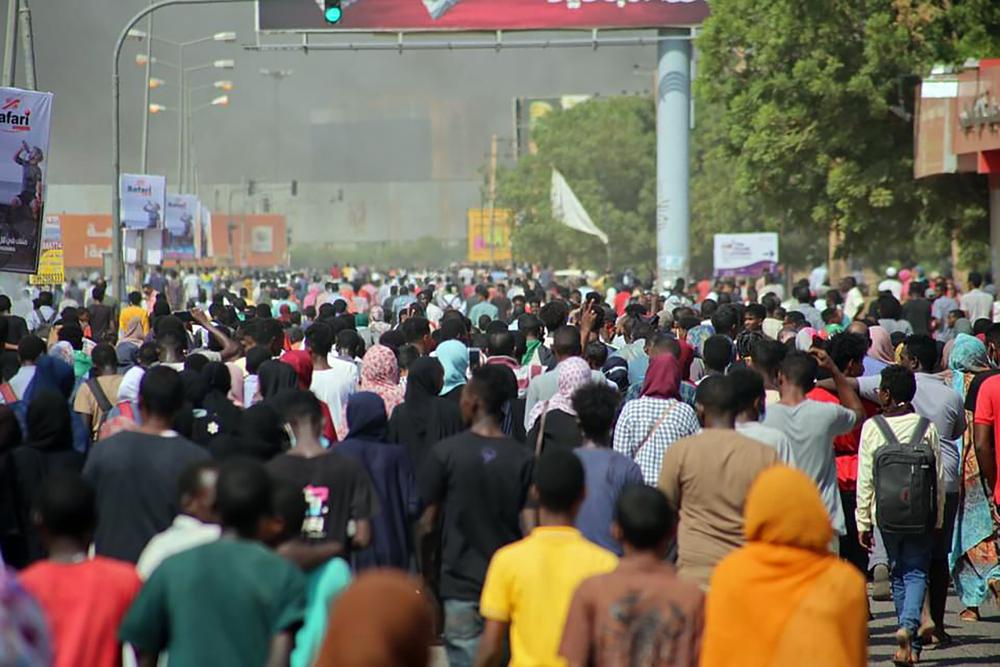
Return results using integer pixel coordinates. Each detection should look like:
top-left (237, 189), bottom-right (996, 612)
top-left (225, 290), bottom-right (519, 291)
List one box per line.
top-left (574, 447), bottom-right (645, 556)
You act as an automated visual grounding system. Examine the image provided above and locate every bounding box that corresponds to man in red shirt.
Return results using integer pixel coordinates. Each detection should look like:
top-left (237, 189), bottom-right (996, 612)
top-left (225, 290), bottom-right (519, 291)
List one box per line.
top-left (805, 332), bottom-right (878, 575)
top-left (19, 472), bottom-right (141, 667)
top-left (973, 375), bottom-right (1000, 508)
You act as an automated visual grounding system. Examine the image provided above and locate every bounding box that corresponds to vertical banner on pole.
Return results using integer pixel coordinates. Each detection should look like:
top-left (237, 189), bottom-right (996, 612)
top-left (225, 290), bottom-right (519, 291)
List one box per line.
top-left (0, 86), bottom-right (52, 274)
top-left (119, 173), bottom-right (166, 230)
top-left (198, 203), bottom-right (212, 259)
top-left (164, 194), bottom-right (197, 261)
top-left (28, 215), bottom-right (63, 286)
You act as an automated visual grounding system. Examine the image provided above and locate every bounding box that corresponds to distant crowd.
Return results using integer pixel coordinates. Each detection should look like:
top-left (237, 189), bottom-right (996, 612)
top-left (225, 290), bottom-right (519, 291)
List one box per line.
top-left (0, 261), bottom-right (995, 666)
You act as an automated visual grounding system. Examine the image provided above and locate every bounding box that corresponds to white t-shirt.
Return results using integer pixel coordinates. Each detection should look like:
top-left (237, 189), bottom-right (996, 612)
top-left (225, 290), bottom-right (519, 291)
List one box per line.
top-left (310, 358), bottom-right (359, 440)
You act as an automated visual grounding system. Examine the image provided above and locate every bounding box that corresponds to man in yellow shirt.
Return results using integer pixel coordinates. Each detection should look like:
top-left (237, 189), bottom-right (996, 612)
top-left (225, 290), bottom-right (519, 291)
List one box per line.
top-left (118, 291), bottom-right (150, 337)
top-left (476, 450), bottom-right (617, 667)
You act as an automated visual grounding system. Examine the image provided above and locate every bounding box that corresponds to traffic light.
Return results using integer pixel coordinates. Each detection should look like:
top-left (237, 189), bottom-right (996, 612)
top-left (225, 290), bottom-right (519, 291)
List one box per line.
top-left (324, 0), bottom-right (342, 24)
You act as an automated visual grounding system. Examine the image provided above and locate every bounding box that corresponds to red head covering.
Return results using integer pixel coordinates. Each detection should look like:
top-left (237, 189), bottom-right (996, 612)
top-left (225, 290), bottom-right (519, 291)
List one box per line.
top-left (278, 303), bottom-right (292, 323)
top-left (280, 350), bottom-right (313, 390)
top-left (641, 354), bottom-right (682, 400)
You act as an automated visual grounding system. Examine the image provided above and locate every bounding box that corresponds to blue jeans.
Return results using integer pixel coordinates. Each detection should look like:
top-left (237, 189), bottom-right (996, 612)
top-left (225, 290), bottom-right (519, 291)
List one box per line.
top-left (443, 599), bottom-right (483, 667)
top-left (882, 532), bottom-right (933, 652)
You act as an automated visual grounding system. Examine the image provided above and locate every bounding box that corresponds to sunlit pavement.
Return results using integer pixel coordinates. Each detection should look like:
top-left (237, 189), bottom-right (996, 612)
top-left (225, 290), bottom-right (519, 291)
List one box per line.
top-left (868, 591), bottom-right (1000, 665)
top-left (428, 590), bottom-right (1000, 666)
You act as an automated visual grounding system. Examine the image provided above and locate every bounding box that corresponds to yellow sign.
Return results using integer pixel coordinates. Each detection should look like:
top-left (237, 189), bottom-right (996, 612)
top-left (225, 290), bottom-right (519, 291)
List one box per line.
top-left (29, 216), bottom-right (64, 285)
top-left (467, 208), bottom-right (513, 263)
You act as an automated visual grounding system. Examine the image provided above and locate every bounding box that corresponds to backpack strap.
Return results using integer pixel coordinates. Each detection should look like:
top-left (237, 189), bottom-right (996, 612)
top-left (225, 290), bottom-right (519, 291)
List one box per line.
top-left (907, 417), bottom-right (931, 448)
top-left (533, 401), bottom-right (550, 458)
top-left (86, 378), bottom-right (113, 414)
top-left (871, 415), bottom-right (901, 448)
top-left (0, 383), bottom-right (15, 404)
top-left (633, 401), bottom-right (678, 461)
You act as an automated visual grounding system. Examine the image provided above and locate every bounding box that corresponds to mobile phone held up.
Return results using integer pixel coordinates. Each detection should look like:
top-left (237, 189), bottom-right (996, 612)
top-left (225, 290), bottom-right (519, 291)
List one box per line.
top-left (468, 348), bottom-right (482, 370)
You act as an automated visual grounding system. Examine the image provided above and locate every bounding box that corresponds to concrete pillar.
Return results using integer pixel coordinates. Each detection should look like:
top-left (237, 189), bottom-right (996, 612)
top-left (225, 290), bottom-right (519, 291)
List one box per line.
top-left (656, 31), bottom-right (691, 288)
top-left (991, 175), bottom-right (1000, 284)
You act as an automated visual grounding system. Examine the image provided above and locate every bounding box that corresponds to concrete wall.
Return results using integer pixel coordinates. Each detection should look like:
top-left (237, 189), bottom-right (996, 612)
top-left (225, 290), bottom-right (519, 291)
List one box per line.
top-left (45, 180), bottom-right (481, 247)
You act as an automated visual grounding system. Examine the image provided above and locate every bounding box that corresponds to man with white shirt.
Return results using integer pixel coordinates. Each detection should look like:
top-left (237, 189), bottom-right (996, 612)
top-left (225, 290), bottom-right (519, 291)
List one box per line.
top-left (307, 322), bottom-right (357, 440)
top-left (878, 267), bottom-right (903, 301)
top-left (841, 276), bottom-right (865, 321)
top-left (960, 271), bottom-right (994, 323)
top-left (0, 335), bottom-right (44, 403)
top-left (136, 460), bottom-right (221, 580)
top-left (26, 290), bottom-right (55, 334)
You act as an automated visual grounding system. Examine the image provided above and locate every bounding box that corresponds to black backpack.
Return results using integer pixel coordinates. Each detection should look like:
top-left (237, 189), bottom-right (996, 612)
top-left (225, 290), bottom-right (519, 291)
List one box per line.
top-left (872, 415), bottom-right (937, 535)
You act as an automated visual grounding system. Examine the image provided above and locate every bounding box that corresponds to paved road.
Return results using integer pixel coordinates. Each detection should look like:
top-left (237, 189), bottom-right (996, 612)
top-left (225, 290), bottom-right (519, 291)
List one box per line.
top-left (868, 592), bottom-right (1000, 665)
top-left (432, 591), bottom-right (1000, 666)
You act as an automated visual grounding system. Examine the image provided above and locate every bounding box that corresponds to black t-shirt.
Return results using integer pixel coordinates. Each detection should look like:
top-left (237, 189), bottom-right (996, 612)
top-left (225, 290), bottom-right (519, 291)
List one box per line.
top-left (267, 451), bottom-right (377, 545)
top-left (89, 303), bottom-right (114, 341)
top-left (901, 298), bottom-right (932, 336)
top-left (965, 369), bottom-right (1000, 412)
top-left (82, 431), bottom-right (210, 563)
top-left (526, 409), bottom-right (582, 456)
top-left (3, 315), bottom-right (27, 345)
top-left (418, 431), bottom-right (533, 601)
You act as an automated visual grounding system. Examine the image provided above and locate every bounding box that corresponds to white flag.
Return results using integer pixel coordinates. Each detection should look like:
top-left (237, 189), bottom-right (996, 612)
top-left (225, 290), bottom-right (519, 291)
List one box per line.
top-left (550, 169), bottom-right (608, 245)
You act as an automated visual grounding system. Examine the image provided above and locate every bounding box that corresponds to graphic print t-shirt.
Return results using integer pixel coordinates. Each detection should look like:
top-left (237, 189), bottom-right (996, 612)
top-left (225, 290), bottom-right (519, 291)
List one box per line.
top-left (267, 451), bottom-right (377, 544)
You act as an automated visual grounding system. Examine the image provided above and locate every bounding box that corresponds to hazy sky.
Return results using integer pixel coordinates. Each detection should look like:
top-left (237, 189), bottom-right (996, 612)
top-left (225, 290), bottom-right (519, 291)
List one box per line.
top-left (19, 0), bottom-right (658, 187)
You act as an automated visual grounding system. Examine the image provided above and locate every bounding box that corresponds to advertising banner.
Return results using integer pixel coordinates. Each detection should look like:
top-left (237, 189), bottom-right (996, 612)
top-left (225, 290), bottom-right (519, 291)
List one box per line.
top-left (251, 225), bottom-right (274, 253)
top-left (258, 0), bottom-right (709, 33)
top-left (120, 173), bottom-right (166, 230)
top-left (198, 203), bottom-right (213, 259)
top-left (713, 233), bottom-right (779, 278)
top-left (28, 215), bottom-right (63, 285)
top-left (0, 87), bottom-right (53, 274)
top-left (60, 214), bottom-right (112, 268)
top-left (163, 194), bottom-right (198, 260)
top-left (467, 208), bottom-right (512, 263)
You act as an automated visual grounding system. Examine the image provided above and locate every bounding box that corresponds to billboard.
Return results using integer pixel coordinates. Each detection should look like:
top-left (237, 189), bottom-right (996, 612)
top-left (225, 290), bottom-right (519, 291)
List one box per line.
top-left (468, 208), bottom-right (512, 263)
top-left (164, 194), bottom-right (198, 261)
top-left (258, 0), bottom-right (708, 33)
top-left (120, 173), bottom-right (167, 230)
top-left (713, 233), bottom-right (778, 278)
top-left (0, 87), bottom-right (53, 275)
top-left (251, 225), bottom-right (274, 253)
top-left (28, 216), bottom-right (63, 286)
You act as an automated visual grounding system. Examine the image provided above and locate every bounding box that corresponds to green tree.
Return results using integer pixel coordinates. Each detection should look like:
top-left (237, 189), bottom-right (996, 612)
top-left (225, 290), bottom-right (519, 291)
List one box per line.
top-left (693, 0), bottom-right (995, 270)
top-left (497, 96), bottom-right (657, 272)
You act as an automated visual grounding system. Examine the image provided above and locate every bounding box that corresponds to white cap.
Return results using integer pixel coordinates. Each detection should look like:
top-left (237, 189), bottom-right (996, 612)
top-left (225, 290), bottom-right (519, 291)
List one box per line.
top-left (885, 267), bottom-right (897, 278)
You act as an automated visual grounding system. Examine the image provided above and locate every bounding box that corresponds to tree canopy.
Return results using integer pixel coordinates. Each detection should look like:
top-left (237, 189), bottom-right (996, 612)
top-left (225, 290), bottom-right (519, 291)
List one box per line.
top-left (496, 1), bottom-right (1000, 275)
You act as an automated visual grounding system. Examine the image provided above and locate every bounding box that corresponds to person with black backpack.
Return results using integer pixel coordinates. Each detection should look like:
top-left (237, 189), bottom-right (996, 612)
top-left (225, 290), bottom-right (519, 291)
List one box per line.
top-left (856, 365), bottom-right (945, 666)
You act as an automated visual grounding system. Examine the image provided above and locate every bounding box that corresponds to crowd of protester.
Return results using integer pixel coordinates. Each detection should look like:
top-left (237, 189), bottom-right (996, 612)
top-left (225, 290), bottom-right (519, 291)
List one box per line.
top-left (0, 262), bottom-right (996, 666)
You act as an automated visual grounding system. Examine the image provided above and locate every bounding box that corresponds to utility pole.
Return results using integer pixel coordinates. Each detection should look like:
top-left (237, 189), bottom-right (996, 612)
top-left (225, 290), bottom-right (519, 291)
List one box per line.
top-left (487, 133), bottom-right (498, 264)
top-left (2, 0), bottom-right (16, 86)
top-left (16, 0), bottom-right (33, 89)
top-left (140, 5), bottom-right (153, 172)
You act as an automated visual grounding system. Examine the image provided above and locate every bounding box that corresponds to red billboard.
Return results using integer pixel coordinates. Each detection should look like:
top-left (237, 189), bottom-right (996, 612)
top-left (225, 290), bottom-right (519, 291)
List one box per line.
top-left (257, 0), bottom-right (709, 33)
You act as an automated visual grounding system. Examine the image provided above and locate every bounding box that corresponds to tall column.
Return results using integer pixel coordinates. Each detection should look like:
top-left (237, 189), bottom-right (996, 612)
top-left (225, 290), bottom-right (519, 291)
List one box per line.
top-left (656, 30), bottom-right (691, 288)
top-left (990, 174), bottom-right (1000, 285)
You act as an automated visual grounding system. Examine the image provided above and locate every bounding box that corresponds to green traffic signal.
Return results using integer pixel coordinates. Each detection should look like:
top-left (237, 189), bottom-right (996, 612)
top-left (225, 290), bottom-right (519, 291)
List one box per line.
top-left (324, 1), bottom-right (342, 24)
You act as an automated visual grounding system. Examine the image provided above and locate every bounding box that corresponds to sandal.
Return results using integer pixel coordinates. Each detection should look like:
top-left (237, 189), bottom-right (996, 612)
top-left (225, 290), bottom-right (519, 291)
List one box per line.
top-left (960, 607), bottom-right (980, 622)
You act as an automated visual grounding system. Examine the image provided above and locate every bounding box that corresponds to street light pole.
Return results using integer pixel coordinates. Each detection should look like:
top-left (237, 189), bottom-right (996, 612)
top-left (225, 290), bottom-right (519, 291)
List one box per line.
top-left (2, 0), bottom-right (16, 87)
top-left (177, 45), bottom-right (184, 191)
top-left (112, 0), bottom-right (248, 300)
top-left (140, 4), bottom-right (153, 172)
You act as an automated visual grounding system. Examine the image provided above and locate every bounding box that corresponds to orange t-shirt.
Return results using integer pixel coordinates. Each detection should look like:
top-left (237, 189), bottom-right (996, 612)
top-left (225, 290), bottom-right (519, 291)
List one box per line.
top-left (20, 557), bottom-right (142, 667)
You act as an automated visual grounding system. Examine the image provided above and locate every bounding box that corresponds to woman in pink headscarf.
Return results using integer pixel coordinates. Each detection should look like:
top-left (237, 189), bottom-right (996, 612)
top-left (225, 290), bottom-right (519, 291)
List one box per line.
top-left (526, 357), bottom-right (592, 455)
top-left (868, 325), bottom-right (896, 365)
top-left (360, 345), bottom-right (405, 417)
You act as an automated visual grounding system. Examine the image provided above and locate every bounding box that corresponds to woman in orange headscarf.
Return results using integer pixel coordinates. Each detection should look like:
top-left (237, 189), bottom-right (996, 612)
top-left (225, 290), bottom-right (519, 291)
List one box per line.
top-left (315, 570), bottom-right (434, 667)
top-left (701, 467), bottom-right (868, 667)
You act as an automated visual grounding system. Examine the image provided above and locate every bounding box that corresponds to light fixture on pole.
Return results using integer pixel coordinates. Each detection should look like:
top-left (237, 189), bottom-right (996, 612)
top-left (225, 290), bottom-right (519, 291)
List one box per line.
top-left (213, 80), bottom-right (233, 91)
top-left (148, 77), bottom-right (165, 89)
top-left (210, 94), bottom-right (228, 107)
top-left (149, 103), bottom-right (167, 114)
top-left (212, 59), bottom-right (235, 69)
